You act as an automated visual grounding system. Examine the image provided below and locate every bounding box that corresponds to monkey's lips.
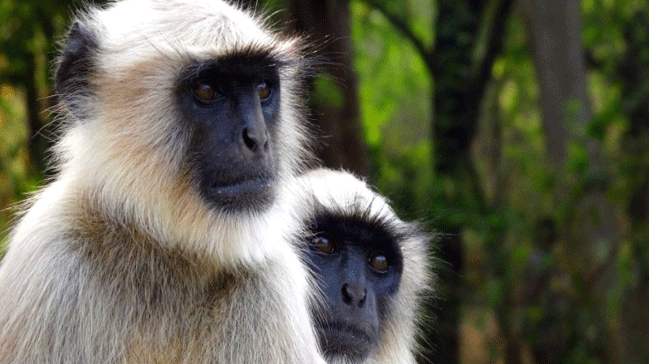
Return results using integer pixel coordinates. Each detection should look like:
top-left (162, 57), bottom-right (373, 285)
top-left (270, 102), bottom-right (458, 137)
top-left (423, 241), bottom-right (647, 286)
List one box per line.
top-left (318, 322), bottom-right (373, 361)
top-left (209, 177), bottom-right (272, 195)
top-left (206, 176), bottom-right (275, 211)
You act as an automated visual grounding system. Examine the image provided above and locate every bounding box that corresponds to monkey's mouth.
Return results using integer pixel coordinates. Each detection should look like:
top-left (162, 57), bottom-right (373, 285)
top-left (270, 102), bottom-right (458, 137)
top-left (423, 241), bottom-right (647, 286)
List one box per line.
top-left (205, 174), bottom-right (276, 212)
top-left (209, 176), bottom-right (273, 195)
top-left (318, 322), bottom-right (373, 361)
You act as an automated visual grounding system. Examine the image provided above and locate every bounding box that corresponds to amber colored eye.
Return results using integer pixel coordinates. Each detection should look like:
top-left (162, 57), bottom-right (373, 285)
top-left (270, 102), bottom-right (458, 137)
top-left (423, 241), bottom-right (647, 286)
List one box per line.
top-left (369, 251), bottom-right (389, 273)
top-left (257, 81), bottom-right (271, 101)
top-left (193, 82), bottom-right (216, 102)
top-left (312, 235), bottom-right (334, 254)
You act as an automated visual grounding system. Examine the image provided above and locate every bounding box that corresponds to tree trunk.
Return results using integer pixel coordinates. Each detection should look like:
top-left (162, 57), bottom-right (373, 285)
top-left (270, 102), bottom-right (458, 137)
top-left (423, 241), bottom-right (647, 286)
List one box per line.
top-left (521, 0), bottom-right (618, 254)
top-left (521, 0), bottom-right (619, 361)
top-left (614, 10), bottom-right (649, 363)
top-left (521, 0), bottom-right (595, 165)
top-left (286, 0), bottom-right (369, 177)
top-left (428, 1), bottom-right (513, 362)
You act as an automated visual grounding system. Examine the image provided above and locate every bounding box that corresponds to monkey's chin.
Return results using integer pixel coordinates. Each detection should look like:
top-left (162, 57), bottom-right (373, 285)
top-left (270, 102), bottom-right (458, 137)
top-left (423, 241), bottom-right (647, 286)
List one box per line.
top-left (318, 323), bottom-right (373, 363)
top-left (206, 177), bottom-right (275, 213)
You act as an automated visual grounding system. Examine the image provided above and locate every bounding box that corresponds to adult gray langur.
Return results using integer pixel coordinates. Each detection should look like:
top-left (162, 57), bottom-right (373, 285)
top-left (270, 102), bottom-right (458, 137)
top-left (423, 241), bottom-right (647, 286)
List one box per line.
top-left (290, 169), bottom-right (433, 364)
top-left (0, 0), bottom-right (325, 363)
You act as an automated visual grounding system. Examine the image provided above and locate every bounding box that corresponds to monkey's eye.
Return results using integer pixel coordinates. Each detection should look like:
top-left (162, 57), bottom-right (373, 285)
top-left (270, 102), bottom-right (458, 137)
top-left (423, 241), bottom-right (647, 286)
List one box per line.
top-left (193, 82), bottom-right (217, 103)
top-left (312, 235), bottom-right (334, 254)
top-left (257, 80), bottom-right (271, 101)
top-left (368, 251), bottom-right (389, 273)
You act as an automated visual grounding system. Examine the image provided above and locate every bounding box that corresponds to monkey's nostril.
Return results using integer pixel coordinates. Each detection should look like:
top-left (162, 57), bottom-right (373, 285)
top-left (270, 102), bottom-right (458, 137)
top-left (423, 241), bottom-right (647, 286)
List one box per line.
top-left (242, 127), bottom-right (270, 154)
top-left (242, 127), bottom-right (257, 151)
top-left (342, 283), bottom-right (352, 304)
top-left (341, 283), bottom-right (367, 307)
top-left (263, 131), bottom-right (269, 151)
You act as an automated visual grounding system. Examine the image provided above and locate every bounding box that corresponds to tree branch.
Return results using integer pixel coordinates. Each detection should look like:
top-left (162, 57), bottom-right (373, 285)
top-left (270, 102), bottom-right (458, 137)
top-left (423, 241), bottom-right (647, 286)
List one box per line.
top-left (360, 0), bottom-right (433, 70)
top-left (469, 0), bottom-right (515, 105)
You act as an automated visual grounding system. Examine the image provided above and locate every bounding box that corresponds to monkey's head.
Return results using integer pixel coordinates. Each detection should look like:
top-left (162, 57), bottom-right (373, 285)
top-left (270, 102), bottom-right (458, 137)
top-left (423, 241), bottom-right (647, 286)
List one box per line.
top-left (53, 0), bottom-right (313, 261)
top-left (290, 169), bottom-right (432, 363)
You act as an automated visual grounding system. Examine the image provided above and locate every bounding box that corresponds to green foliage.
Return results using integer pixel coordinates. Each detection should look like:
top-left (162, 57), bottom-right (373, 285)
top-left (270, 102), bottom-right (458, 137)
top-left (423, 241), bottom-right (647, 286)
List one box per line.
top-left (0, 85), bottom-right (33, 241)
top-left (353, 0), bottom-right (649, 362)
top-left (312, 77), bottom-right (345, 109)
top-left (0, 0), bottom-right (76, 242)
top-left (351, 0), bottom-right (431, 149)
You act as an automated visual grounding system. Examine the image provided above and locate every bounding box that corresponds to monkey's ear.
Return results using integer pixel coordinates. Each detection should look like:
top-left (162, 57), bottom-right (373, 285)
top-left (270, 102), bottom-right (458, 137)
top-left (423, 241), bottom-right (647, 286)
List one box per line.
top-left (55, 21), bottom-right (98, 117)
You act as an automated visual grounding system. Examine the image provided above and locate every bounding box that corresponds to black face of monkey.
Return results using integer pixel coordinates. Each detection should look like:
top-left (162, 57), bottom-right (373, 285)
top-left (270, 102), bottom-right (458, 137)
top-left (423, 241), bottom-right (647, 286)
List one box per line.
top-left (304, 213), bottom-right (404, 363)
top-left (178, 54), bottom-right (282, 212)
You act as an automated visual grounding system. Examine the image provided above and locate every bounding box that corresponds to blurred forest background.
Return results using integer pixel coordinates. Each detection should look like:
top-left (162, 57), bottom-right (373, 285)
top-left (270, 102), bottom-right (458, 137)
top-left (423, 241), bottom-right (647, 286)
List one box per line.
top-left (1, 0), bottom-right (648, 363)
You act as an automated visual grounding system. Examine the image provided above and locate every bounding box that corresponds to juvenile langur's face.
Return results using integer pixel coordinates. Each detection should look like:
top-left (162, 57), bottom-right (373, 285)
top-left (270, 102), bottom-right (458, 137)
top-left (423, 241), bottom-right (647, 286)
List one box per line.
top-left (304, 211), bottom-right (404, 362)
top-left (290, 169), bottom-right (431, 364)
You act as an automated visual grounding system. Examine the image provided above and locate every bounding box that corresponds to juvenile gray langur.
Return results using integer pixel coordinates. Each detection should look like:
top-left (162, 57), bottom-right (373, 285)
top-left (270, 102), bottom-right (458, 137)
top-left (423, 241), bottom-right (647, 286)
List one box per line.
top-left (291, 169), bottom-right (432, 364)
top-left (0, 0), bottom-right (325, 363)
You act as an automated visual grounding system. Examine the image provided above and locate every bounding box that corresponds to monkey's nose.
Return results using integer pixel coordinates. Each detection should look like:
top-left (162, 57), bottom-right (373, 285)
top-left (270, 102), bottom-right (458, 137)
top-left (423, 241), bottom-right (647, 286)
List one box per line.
top-left (242, 127), bottom-right (269, 155)
top-left (341, 283), bottom-right (367, 307)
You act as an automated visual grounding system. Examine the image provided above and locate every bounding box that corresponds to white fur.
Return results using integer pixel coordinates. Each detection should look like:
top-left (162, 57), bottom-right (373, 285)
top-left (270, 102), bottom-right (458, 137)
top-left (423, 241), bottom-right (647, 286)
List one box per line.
top-left (0, 0), bottom-right (323, 363)
top-left (51, 0), bottom-right (311, 269)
